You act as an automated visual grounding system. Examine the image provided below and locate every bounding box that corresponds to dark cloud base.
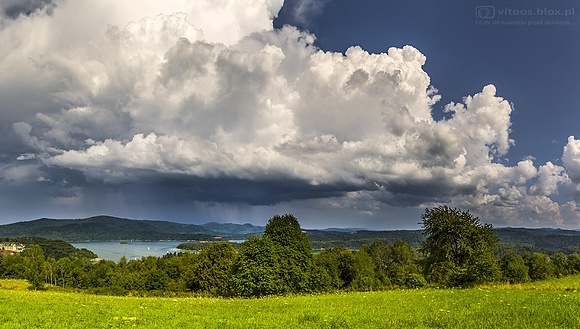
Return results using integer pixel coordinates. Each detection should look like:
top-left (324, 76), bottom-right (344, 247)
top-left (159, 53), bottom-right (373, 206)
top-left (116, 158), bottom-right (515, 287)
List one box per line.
top-left (1, 0), bottom-right (55, 19)
top-left (124, 173), bottom-right (370, 206)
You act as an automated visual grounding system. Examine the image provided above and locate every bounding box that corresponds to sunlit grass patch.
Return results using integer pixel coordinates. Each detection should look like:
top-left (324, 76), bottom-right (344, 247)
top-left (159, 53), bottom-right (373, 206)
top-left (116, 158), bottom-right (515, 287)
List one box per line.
top-left (1, 276), bottom-right (580, 328)
top-left (0, 279), bottom-right (30, 290)
top-left (479, 274), bottom-right (580, 291)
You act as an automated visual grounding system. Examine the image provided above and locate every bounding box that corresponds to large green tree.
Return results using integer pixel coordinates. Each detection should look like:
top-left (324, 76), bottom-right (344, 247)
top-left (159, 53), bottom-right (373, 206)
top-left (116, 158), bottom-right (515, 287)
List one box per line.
top-left (23, 245), bottom-right (46, 290)
top-left (501, 253), bottom-right (530, 283)
top-left (420, 205), bottom-right (501, 286)
top-left (189, 242), bottom-right (237, 295)
top-left (314, 247), bottom-right (356, 289)
top-left (350, 250), bottom-right (380, 291)
top-left (230, 236), bottom-right (284, 297)
top-left (55, 257), bottom-right (73, 288)
top-left (552, 252), bottom-right (570, 278)
top-left (567, 253), bottom-right (580, 274)
top-left (0, 253), bottom-right (25, 279)
top-left (263, 213), bottom-right (318, 293)
top-left (360, 240), bottom-right (424, 288)
top-left (524, 252), bottom-right (555, 281)
top-left (232, 214), bottom-right (321, 296)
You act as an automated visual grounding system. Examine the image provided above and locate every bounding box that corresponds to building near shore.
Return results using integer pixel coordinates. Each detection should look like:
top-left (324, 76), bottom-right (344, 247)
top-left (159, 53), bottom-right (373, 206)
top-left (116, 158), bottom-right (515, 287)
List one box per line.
top-left (0, 243), bottom-right (25, 254)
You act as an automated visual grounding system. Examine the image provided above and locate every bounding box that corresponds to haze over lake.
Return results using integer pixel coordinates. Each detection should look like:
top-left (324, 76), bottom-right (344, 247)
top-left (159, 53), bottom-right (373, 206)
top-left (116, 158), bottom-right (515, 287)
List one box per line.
top-left (72, 241), bottom-right (186, 261)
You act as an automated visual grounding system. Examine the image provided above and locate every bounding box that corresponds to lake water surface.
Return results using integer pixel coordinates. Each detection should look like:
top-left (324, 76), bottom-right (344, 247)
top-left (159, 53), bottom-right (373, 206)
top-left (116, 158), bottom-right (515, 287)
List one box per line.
top-left (72, 241), bottom-right (186, 261)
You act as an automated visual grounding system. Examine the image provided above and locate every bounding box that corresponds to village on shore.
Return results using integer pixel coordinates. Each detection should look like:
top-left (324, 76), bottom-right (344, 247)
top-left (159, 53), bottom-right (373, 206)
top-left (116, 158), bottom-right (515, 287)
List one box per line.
top-left (0, 242), bottom-right (25, 254)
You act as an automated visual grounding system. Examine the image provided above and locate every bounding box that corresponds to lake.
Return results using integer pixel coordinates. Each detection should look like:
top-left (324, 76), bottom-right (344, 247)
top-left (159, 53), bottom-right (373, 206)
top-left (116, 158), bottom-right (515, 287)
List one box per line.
top-left (71, 241), bottom-right (186, 261)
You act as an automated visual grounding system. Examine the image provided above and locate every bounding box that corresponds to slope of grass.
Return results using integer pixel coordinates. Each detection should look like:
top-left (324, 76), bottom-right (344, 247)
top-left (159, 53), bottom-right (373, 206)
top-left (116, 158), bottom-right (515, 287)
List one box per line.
top-left (1, 277), bottom-right (580, 328)
top-left (0, 279), bottom-right (30, 290)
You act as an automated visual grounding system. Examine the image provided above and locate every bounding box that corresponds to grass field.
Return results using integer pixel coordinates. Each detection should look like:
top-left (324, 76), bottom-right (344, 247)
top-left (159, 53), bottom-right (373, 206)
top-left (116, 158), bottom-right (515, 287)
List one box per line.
top-left (1, 278), bottom-right (580, 328)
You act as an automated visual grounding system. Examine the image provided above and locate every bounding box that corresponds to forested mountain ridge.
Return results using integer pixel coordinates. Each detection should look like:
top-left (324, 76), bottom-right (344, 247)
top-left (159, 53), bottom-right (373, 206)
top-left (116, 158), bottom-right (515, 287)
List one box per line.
top-left (2, 216), bottom-right (580, 253)
top-left (0, 216), bottom-right (254, 242)
top-left (495, 227), bottom-right (580, 254)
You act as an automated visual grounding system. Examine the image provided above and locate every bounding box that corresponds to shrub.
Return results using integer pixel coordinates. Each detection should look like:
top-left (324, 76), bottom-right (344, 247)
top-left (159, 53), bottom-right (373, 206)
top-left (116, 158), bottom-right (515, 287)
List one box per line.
top-left (404, 273), bottom-right (427, 289)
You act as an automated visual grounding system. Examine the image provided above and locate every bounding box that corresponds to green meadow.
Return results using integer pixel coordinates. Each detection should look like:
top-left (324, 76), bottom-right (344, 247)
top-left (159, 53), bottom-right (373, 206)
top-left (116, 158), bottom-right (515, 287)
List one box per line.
top-left (2, 278), bottom-right (580, 328)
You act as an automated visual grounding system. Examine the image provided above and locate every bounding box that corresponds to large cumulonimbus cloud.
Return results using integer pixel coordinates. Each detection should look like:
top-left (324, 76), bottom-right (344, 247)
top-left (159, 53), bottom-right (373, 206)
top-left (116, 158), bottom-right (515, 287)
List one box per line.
top-left (2, 0), bottom-right (580, 227)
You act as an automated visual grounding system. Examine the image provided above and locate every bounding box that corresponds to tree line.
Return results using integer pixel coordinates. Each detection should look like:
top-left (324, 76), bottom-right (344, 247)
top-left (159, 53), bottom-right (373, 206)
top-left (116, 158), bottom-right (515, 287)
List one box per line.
top-left (1, 209), bottom-right (580, 296)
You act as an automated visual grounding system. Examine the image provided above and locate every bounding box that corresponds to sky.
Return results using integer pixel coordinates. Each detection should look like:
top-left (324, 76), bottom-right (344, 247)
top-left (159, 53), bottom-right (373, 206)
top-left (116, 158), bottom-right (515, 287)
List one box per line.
top-left (0, 0), bottom-right (578, 229)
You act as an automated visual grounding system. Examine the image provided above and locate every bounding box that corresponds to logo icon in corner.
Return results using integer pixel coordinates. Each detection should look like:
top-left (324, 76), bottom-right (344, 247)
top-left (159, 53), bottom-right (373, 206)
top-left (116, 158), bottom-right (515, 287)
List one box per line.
top-left (475, 6), bottom-right (496, 19)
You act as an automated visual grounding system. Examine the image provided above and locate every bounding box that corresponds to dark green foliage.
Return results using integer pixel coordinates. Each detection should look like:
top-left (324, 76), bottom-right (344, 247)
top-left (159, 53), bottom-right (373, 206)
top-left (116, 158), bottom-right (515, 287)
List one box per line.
top-left (552, 252), bottom-right (569, 278)
top-left (75, 248), bottom-right (98, 259)
top-left (350, 250), bottom-right (379, 291)
top-left (23, 245), bottom-right (45, 290)
top-left (55, 257), bottom-right (73, 288)
top-left (494, 228), bottom-right (580, 254)
top-left (86, 260), bottom-right (117, 288)
top-left (359, 240), bottom-right (424, 288)
top-left (496, 243), bottom-right (556, 258)
top-left (44, 257), bottom-right (57, 286)
top-left (177, 241), bottom-right (240, 252)
top-left (420, 206), bottom-right (500, 286)
top-left (386, 240), bottom-right (422, 286)
top-left (524, 252), bottom-right (555, 281)
top-left (404, 273), bottom-right (427, 288)
top-left (567, 253), bottom-right (580, 274)
top-left (230, 214), bottom-right (321, 296)
top-left (314, 248), bottom-right (356, 289)
top-left (230, 236), bottom-right (283, 297)
top-left (0, 237), bottom-right (96, 260)
top-left (189, 243), bottom-right (237, 295)
top-left (263, 214), bottom-right (319, 293)
top-left (145, 269), bottom-right (169, 291)
top-left (306, 229), bottom-right (425, 250)
top-left (464, 247), bottom-right (503, 284)
top-left (68, 258), bottom-right (91, 289)
top-left (424, 261), bottom-right (457, 286)
top-left (0, 253), bottom-right (25, 279)
top-left (501, 253), bottom-right (530, 283)
top-left (360, 241), bottom-right (390, 285)
top-left (138, 256), bottom-right (167, 291)
top-left (308, 227), bottom-right (580, 254)
top-left (317, 240), bottom-right (425, 290)
top-left (264, 214), bottom-right (311, 250)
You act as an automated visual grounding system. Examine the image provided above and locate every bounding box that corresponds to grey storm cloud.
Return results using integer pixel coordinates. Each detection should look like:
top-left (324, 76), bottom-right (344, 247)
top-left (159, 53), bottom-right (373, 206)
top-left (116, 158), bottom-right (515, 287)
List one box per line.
top-left (0, 0), bottom-right (580, 227)
top-left (1, 0), bottom-right (55, 19)
top-left (137, 174), bottom-right (369, 206)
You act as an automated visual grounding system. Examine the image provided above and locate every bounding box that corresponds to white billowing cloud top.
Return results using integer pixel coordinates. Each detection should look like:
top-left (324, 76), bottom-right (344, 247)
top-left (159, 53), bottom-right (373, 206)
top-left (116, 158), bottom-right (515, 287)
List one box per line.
top-left (2, 0), bottom-right (580, 227)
